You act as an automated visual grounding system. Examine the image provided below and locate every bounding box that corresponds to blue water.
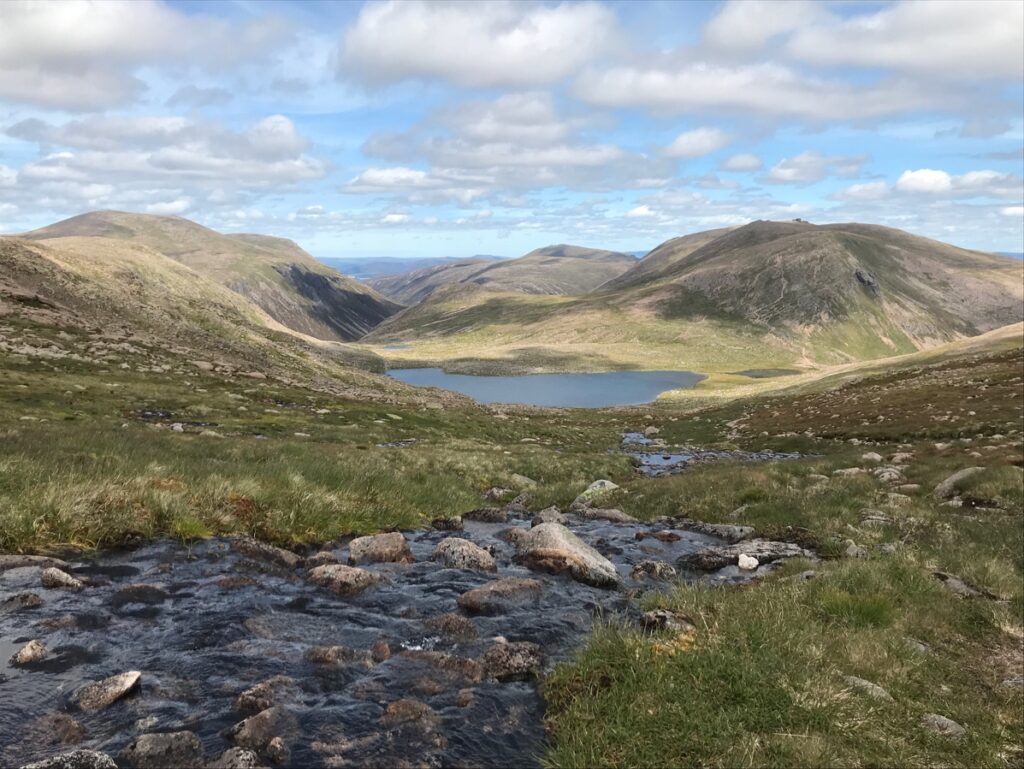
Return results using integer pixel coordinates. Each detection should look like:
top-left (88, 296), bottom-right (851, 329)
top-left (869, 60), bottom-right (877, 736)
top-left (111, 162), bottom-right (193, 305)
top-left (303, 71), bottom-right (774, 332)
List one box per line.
top-left (387, 368), bottom-right (705, 407)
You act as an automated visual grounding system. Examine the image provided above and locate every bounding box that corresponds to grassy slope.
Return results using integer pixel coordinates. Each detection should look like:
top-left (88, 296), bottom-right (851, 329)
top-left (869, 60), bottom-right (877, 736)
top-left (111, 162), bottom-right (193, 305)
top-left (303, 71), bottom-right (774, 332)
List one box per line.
top-left (364, 222), bottom-right (1023, 375)
top-left (23, 211), bottom-right (401, 342)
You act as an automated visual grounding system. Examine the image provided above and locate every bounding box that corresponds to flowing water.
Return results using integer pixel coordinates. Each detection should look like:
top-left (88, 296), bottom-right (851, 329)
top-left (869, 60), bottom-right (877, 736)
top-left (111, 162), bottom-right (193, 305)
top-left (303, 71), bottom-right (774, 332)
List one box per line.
top-left (387, 369), bottom-right (705, 407)
top-left (622, 432), bottom-right (804, 477)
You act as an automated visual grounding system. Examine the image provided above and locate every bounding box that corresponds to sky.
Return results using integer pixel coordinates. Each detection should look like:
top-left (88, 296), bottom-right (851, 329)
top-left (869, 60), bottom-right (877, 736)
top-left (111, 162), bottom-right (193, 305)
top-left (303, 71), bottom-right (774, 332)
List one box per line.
top-left (0, 0), bottom-right (1021, 260)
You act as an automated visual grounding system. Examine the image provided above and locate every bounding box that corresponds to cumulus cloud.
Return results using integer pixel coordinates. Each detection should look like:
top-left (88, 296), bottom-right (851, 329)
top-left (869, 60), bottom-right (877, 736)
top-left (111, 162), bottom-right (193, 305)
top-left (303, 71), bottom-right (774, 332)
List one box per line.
top-left (720, 153), bottom-right (763, 172)
top-left (340, 0), bottom-right (617, 88)
top-left (836, 168), bottom-right (1023, 201)
top-left (763, 151), bottom-right (865, 184)
top-left (703, 0), bottom-right (821, 54)
top-left (895, 169), bottom-right (953, 193)
top-left (664, 128), bottom-right (731, 159)
top-left (0, 0), bottom-right (291, 110)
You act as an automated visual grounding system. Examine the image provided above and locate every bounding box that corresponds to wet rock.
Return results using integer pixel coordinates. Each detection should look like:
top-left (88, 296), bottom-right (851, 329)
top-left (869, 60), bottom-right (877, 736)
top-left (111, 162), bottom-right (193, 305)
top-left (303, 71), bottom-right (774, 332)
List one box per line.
top-left (643, 426), bottom-right (660, 437)
top-left (920, 713), bottom-right (966, 738)
top-left (456, 577), bottom-right (543, 615)
top-left (236, 675), bottom-right (298, 716)
top-left (635, 530), bottom-right (681, 543)
top-left (0, 554), bottom-right (69, 572)
top-left (462, 508), bottom-right (507, 524)
top-left (231, 538), bottom-right (302, 569)
top-left (371, 639), bottom-right (391, 663)
top-left (678, 539), bottom-right (814, 572)
top-left (41, 567), bottom-right (84, 591)
top-left (424, 612), bottom-right (477, 639)
top-left (208, 747), bottom-right (264, 769)
top-left (19, 750), bottom-right (117, 769)
top-left (515, 523), bottom-right (621, 588)
top-left (483, 487), bottom-right (513, 501)
top-left (630, 560), bottom-right (677, 581)
top-left (307, 564), bottom-right (382, 596)
top-left (578, 507), bottom-right (636, 524)
top-left (266, 737), bottom-right (289, 765)
top-left (432, 538), bottom-right (497, 572)
top-left (402, 650), bottom-right (483, 682)
top-left (110, 584), bottom-right (168, 610)
top-left (72, 671), bottom-right (141, 711)
top-left (844, 676), bottom-right (894, 702)
top-left (348, 532), bottom-right (412, 564)
top-left (455, 688), bottom-right (474, 707)
top-left (303, 551), bottom-right (338, 569)
top-left (531, 506), bottom-right (566, 526)
top-left (24, 713), bottom-right (86, 747)
top-left (2, 592), bottom-right (44, 612)
top-left (675, 518), bottom-right (754, 543)
top-left (934, 467), bottom-right (985, 499)
top-left (642, 610), bottom-right (696, 634)
top-left (430, 516), bottom-right (463, 531)
top-left (217, 576), bottom-right (257, 590)
top-left (496, 527), bottom-right (527, 547)
top-left (120, 731), bottom-right (203, 769)
top-left (226, 706), bottom-right (297, 752)
top-left (381, 699), bottom-right (440, 728)
top-left (304, 646), bottom-right (373, 668)
top-left (737, 554), bottom-right (759, 570)
top-left (480, 640), bottom-right (543, 681)
top-left (10, 639), bottom-right (46, 665)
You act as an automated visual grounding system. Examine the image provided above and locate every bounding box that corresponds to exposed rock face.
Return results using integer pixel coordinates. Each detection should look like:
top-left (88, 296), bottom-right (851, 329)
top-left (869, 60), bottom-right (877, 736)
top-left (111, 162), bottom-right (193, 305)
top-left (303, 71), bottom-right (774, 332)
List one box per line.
top-left (456, 577), bottom-right (543, 615)
top-left (480, 640), bottom-right (543, 681)
top-left (227, 706), bottom-right (297, 752)
top-left (19, 750), bottom-right (117, 769)
top-left (235, 675), bottom-right (298, 716)
top-left (231, 538), bottom-right (302, 569)
top-left (347, 532), bottom-right (413, 565)
top-left (934, 467), bottom-right (985, 499)
top-left (677, 539), bottom-right (813, 572)
top-left (431, 538), bottom-right (497, 572)
top-left (41, 567), bottom-right (84, 591)
top-left (72, 671), bottom-right (141, 711)
top-left (307, 564), bottom-right (382, 596)
top-left (120, 731), bottom-right (203, 769)
top-left (514, 523), bottom-right (620, 587)
top-left (674, 518), bottom-right (754, 544)
top-left (10, 639), bottom-right (46, 665)
top-left (0, 554), bottom-right (69, 572)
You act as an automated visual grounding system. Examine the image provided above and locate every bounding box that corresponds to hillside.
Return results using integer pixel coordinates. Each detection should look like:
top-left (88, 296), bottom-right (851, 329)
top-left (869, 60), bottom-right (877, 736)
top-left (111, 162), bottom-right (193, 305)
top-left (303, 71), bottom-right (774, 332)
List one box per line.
top-left (365, 220), bottom-right (1024, 374)
top-left (23, 211), bottom-right (401, 342)
top-left (367, 243), bottom-right (636, 303)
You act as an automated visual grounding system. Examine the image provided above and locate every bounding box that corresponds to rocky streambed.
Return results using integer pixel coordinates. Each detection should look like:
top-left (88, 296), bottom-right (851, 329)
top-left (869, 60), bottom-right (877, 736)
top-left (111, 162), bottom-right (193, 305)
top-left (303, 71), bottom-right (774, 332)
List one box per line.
top-left (0, 501), bottom-right (815, 769)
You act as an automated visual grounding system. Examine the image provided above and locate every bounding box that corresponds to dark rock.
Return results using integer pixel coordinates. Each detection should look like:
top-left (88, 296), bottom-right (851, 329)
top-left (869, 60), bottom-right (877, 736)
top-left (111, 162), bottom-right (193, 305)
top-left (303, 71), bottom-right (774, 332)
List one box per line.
top-left (934, 467), bottom-right (985, 500)
top-left (630, 560), bottom-right (677, 581)
top-left (235, 675), bottom-right (298, 716)
top-left (480, 640), bottom-right (543, 681)
top-left (456, 577), bottom-right (543, 615)
top-left (423, 612), bottom-right (477, 639)
top-left (110, 584), bottom-right (168, 610)
top-left (231, 538), bottom-right (302, 569)
top-left (2, 592), bottom-right (44, 612)
top-left (462, 508), bottom-right (507, 524)
top-left (843, 676), bottom-right (894, 702)
top-left (635, 530), bottom-right (681, 543)
top-left (120, 731), bottom-right (203, 769)
top-left (483, 487), bottom-right (513, 501)
top-left (678, 539), bottom-right (813, 572)
top-left (430, 516), bottom-right (463, 531)
top-left (19, 750), bottom-right (117, 769)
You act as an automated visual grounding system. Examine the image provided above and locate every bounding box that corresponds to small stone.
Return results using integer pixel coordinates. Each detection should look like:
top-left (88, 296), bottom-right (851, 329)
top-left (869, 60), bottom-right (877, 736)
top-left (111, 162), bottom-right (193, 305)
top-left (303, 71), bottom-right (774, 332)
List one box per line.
top-left (72, 671), bottom-right (141, 711)
top-left (120, 731), bottom-right (203, 769)
top-left (380, 699), bottom-right (440, 728)
top-left (371, 639), bottom-right (391, 663)
top-left (208, 748), bottom-right (263, 769)
top-left (462, 507), bottom-right (507, 523)
top-left (920, 713), bottom-right (966, 738)
top-left (348, 532), bottom-right (412, 564)
top-left (845, 541), bottom-right (869, 559)
top-left (424, 613), bottom-right (477, 639)
top-left (455, 688), bottom-right (474, 707)
top-left (509, 473), bottom-right (537, 489)
top-left (2, 592), bottom-right (44, 612)
top-left (480, 640), bottom-right (543, 681)
top-left (578, 507), bottom-right (636, 524)
top-left (844, 675), bottom-right (894, 702)
top-left (304, 551), bottom-right (338, 569)
top-left (18, 750), bottom-right (117, 769)
top-left (531, 506), bottom-right (566, 526)
top-left (226, 706), bottom-right (297, 751)
top-left (267, 736), bottom-right (289, 765)
top-left (897, 484), bottom-right (921, 493)
top-left (737, 553), bottom-right (759, 570)
top-left (0, 554), bottom-right (70, 572)
top-left (11, 639), bottom-right (46, 665)
top-left (457, 578), bottom-right (543, 615)
top-left (630, 560), bottom-right (677, 581)
top-left (1001, 676), bottom-right (1023, 689)
top-left (235, 676), bottom-right (297, 716)
top-left (304, 646), bottom-right (373, 668)
top-left (307, 564), bottom-right (382, 596)
top-left (41, 567), bottom-right (84, 591)
top-left (231, 538), bottom-right (302, 569)
top-left (576, 479), bottom-right (619, 503)
top-left (515, 523), bottom-right (620, 587)
top-left (641, 610), bottom-right (696, 634)
top-left (430, 516), bottom-right (463, 531)
top-left (432, 538), bottom-right (497, 572)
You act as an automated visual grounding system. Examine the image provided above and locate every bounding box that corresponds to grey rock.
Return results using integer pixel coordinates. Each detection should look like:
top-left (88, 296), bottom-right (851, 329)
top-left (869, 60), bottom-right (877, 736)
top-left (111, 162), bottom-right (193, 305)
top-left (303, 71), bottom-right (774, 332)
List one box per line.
top-left (934, 467), bottom-right (985, 499)
top-left (303, 551), bottom-right (338, 569)
top-left (432, 538), bottom-right (497, 572)
top-left (348, 532), bottom-right (412, 564)
top-left (578, 507), bottom-right (636, 524)
top-left (845, 542), bottom-right (869, 559)
top-left (430, 516), bottom-right (463, 531)
top-left (510, 473), bottom-right (537, 489)
top-left (457, 577), bottom-right (543, 615)
top-left (920, 713), bottom-right (966, 737)
top-left (19, 750), bottom-right (117, 769)
top-left (2, 592), bottom-right (44, 612)
top-left (0, 554), bottom-right (70, 572)
top-left (480, 640), bottom-right (543, 681)
top-left (641, 610), bottom-right (696, 634)
top-left (933, 571), bottom-right (1000, 599)
top-left (1001, 676), bottom-right (1024, 689)
top-left (844, 675), bottom-right (894, 702)
top-left (72, 671), bottom-right (141, 711)
top-left (208, 748), bottom-right (264, 769)
top-left (121, 731), bottom-right (203, 769)
top-left (678, 539), bottom-right (814, 572)
top-left (41, 567), bottom-right (84, 591)
top-left (873, 466), bottom-right (905, 484)
top-left (483, 487), bottom-right (513, 501)
top-left (231, 538), bottom-right (302, 569)
top-left (307, 564), bottom-right (382, 596)
top-left (531, 506), bottom-right (566, 526)
top-left (515, 523), bottom-right (621, 587)
top-left (630, 560), bottom-right (677, 581)
top-left (675, 518), bottom-right (754, 544)
top-left (11, 639), bottom-right (46, 665)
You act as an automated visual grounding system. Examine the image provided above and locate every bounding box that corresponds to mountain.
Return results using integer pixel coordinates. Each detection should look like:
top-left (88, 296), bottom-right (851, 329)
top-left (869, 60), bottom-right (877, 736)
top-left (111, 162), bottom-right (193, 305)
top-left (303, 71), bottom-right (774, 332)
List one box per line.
top-left (367, 220), bottom-right (1024, 374)
top-left (23, 211), bottom-right (401, 342)
top-left (367, 244), bottom-right (636, 304)
top-left (320, 255), bottom-right (506, 280)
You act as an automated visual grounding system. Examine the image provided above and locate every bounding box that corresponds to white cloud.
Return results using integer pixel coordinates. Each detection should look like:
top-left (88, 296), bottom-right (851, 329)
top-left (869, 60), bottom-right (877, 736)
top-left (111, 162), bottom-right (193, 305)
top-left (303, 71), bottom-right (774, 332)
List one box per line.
top-left (664, 127), bottom-right (731, 159)
top-left (764, 151), bottom-right (865, 184)
top-left (834, 181), bottom-right (890, 201)
top-left (786, 1), bottom-right (1024, 81)
top-left (440, 93), bottom-right (575, 147)
top-left (999, 206), bottom-right (1024, 218)
top-left (896, 169), bottom-right (953, 193)
top-left (720, 153), bottom-right (763, 172)
top-left (626, 205), bottom-right (655, 218)
top-left (144, 198), bottom-right (192, 215)
top-left (381, 213), bottom-right (411, 224)
top-left (704, 0), bottom-right (821, 54)
top-left (340, 0), bottom-right (616, 88)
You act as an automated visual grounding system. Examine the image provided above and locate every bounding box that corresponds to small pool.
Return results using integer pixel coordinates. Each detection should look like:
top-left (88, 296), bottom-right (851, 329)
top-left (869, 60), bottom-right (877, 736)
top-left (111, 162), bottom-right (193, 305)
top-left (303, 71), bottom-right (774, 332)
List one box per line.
top-left (387, 368), bottom-right (705, 407)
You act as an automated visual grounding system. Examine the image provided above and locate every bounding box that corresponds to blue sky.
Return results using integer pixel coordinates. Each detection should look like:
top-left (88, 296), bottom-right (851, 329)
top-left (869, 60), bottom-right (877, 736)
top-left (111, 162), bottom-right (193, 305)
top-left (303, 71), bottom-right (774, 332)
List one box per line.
top-left (0, 0), bottom-right (1021, 259)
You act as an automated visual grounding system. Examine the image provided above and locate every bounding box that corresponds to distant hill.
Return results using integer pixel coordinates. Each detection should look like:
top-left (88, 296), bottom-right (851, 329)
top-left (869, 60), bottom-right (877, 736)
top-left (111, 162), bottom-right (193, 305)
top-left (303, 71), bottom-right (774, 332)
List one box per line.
top-left (23, 211), bottom-right (401, 342)
top-left (367, 220), bottom-right (1024, 373)
top-left (321, 255), bottom-right (507, 281)
top-left (368, 244), bottom-right (636, 304)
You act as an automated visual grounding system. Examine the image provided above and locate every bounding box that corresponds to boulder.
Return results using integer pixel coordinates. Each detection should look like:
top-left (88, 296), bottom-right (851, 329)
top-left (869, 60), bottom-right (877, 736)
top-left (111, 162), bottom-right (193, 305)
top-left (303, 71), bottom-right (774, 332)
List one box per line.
top-left (531, 506), bottom-right (566, 526)
top-left (18, 751), bottom-right (117, 769)
top-left (72, 671), bottom-right (141, 711)
top-left (678, 539), bottom-right (814, 572)
top-left (920, 713), bottom-right (966, 738)
top-left (480, 640), bottom-right (543, 681)
top-left (348, 532), bottom-right (412, 564)
top-left (304, 646), bottom-right (373, 668)
top-left (514, 523), bottom-right (621, 587)
top-left (576, 479), bottom-right (619, 504)
top-left (483, 487), bottom-right (513, 501)
top-left (873, 466), bottom-right (904, 484)
top-left (226, 706), bottom-right (297, 751)
top-left (860, 452), bottom-right (883, 463)
top-left (120, 731), bottom-right (203, 769)
top-left (231, 538), bottom-right (302, 569)
top-left (431, 538), bottom-right (497, 572)
top-left (0, 554), bottom-right (69, 572)
top-left (306, 564), bottom-right (382, 596)
top-left (11, 639), bottom-right (46, 665)
top-left (934, 467), bottom-right (985, 499)
top-left (235, 675), bottom-right (298, 716)
top-left (630, 560), bottom-right (677, 581)
top-left (430, 516), bottom-right (463, 531)
top-left (456, 577), bottom-right (543, 615)
top-left (41, 567), bottom-right (84, 591)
